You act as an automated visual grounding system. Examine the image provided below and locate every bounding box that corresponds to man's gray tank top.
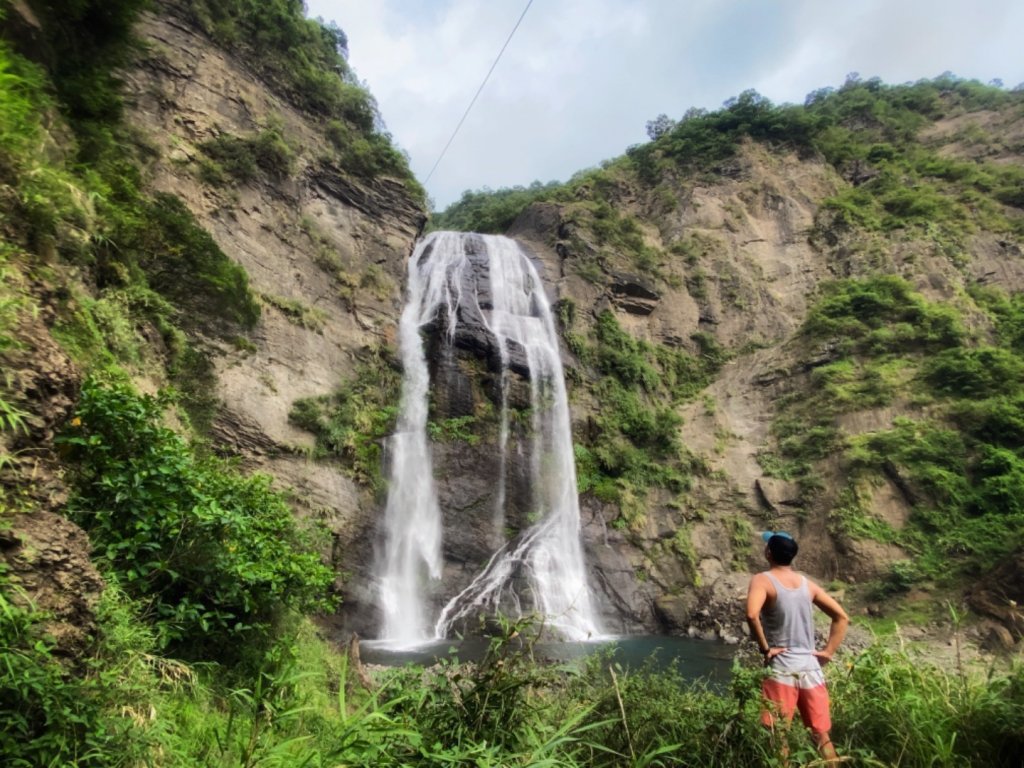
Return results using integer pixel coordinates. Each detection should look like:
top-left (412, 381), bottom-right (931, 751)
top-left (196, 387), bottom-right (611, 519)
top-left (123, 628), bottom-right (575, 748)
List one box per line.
top-left (762, 571), bottom-right (820, 674)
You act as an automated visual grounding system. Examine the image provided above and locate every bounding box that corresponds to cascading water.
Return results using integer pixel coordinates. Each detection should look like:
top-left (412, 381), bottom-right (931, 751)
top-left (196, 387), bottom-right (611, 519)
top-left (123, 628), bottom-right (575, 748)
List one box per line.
top-left (376, 232), bottom-right (463, 647)
top-left (376, 231), bottom-right (602, 646)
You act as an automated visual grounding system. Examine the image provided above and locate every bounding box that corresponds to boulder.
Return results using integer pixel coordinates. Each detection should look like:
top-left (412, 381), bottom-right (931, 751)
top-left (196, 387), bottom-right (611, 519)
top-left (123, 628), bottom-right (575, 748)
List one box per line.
top-left (653, 593), bottom-right (698, 631)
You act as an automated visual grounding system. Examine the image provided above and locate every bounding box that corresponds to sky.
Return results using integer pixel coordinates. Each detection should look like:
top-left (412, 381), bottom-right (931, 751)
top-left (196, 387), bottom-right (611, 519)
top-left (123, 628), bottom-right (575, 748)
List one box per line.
top-left (303, 0), bottom-right (1024, 210)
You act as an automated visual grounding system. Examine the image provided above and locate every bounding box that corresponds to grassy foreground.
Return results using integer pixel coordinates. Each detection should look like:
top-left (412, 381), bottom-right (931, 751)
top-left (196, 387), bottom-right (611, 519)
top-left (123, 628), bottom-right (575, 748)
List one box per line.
top-left (2, 593), bottom-right (1022, 768)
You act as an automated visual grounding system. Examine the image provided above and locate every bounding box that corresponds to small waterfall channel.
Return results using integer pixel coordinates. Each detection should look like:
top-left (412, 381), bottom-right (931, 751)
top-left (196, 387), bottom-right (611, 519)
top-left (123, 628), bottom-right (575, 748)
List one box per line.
top-left (376, 231), bottom-right (602, 648)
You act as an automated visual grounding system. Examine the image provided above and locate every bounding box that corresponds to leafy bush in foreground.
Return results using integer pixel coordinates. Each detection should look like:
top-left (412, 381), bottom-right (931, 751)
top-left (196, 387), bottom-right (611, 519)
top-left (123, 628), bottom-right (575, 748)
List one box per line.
top-left (3, 586), bottom-right (1023, 767)
top-left (61, 379), bottom-right (335, 656)
top-left (0, 581), bottom-right (133, 767)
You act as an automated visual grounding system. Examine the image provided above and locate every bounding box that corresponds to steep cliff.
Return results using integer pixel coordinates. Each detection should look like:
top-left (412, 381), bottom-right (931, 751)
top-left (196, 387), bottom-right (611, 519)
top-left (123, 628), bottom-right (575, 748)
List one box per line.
top-left (431, 83), bottom-right (1024, 641)
top-left (120, 7), bottom-right (425, 598)
top-left (0, 0), bottom-right (425, 651)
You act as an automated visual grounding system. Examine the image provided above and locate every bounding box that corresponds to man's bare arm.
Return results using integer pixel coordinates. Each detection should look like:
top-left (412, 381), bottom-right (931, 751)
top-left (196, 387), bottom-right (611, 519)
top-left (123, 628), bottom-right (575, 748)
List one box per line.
top-left (810, 582), bottom-right (849, 663)
top-left (746, 573), bottom-right (782, 661)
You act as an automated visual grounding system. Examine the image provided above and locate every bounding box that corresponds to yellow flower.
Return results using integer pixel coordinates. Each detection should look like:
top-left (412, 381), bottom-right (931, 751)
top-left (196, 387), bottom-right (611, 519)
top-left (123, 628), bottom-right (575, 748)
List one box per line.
top-left (70, 417), bottom-right (82, 427)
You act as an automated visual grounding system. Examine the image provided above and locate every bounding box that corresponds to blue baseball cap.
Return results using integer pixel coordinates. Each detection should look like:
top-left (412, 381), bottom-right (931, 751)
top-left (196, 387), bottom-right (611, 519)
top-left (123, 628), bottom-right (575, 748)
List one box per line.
top-left (762, 531), bottom-right (799, 562)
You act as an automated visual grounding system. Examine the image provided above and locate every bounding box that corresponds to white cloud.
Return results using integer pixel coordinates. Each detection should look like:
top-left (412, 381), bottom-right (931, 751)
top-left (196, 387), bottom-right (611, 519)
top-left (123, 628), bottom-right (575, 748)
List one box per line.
top-left (305, 0), bottom-right (1024, 209)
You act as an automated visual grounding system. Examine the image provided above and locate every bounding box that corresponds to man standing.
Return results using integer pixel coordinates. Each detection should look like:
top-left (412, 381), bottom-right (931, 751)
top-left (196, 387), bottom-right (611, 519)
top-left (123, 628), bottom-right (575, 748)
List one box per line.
top-left (746, 531), bottom-right (849, 764)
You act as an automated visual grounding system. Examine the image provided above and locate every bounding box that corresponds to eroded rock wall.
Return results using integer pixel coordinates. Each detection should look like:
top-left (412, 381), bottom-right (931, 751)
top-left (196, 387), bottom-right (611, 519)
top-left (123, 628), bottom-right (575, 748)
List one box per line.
top-left (503, 137), bottom-right (1024, 639)
top-left (120, 9), bottom-right (425, 606)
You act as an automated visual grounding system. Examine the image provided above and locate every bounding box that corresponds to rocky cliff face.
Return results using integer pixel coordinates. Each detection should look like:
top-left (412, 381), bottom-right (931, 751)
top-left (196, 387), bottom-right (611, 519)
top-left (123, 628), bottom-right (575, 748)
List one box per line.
top-left (118, 9), bottom-right (425, 610)
top-left (3, 0), bottom-right (427, 646)
top-left (496, 133), bottom-right (1024, 640)
top-left (121, 31), bottom-right (1023, 642)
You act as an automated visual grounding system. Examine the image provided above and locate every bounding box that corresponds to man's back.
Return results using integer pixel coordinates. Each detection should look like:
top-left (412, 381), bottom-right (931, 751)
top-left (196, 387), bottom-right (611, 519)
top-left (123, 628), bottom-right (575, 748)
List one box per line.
top-left (760, 570), bottom-right (818, 671)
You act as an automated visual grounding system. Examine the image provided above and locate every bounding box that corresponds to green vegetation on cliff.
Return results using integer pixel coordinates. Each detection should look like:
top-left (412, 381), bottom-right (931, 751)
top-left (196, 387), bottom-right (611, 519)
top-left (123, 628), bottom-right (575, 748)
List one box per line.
top-left (0, 3), bottom-right (420, 764)
top-left (183, 0), bottom-right (423, 196)
top-left (755, 274), bottom-right (1024, 591)
top-left (435, 74), bottom-right (1024, 598)
top-left (289, 347), bottom-right (402, 491)
top-left (0, 30), bottom-right (257, 431)
top-left (434, 75), bottom-right (1023, 241)
top-left (566, 307), bottom-right (722, 528)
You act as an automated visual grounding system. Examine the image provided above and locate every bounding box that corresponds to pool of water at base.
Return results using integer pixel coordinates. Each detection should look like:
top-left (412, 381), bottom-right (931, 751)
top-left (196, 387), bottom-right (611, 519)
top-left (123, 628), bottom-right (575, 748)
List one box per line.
top-left (359, 635), bottom-right (736, 685)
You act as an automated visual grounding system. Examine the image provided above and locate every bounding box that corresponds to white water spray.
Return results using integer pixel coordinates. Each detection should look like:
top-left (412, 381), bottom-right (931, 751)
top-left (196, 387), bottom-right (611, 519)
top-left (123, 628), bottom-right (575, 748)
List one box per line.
top-left (376, 232), bottom-right (465, 647)
top-left (378, 231), bottom-right (601, 645)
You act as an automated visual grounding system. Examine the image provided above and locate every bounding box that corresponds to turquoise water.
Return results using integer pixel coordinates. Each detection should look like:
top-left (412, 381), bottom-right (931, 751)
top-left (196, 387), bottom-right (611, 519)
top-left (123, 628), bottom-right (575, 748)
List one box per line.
top-left (360, 635), bottom-right (736, 684)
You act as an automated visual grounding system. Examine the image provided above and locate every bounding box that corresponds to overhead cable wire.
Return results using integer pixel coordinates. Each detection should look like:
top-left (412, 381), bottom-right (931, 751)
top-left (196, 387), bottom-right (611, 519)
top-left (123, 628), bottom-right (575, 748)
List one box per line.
top-left (423, 0), bottom-right (534, 185)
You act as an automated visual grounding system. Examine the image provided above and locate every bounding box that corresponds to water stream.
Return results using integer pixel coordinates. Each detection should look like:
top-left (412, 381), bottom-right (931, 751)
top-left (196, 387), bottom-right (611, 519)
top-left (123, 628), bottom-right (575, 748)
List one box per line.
top-left (361, 635), bottom-right (734, 687)
top-left (376, 232), bottom-right (602, 647)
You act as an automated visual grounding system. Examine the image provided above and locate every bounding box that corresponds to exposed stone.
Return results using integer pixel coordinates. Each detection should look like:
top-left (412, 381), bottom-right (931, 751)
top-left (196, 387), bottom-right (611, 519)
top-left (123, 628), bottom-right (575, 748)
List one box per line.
top-left (608, 270), bottom-right (660, 315)
top-left (119, 8), bottom-right (427, 623)
top-left (967, 547), bottom-right (1024, 638)
top-left (755, 477), bottom-right (802, 511)
top-left (0, 511), bottom-right (104, 658)
top-left (980, 622), bottom-right (1016, 653)
top-left (507, 202), bottom-right (563, 243)
top-left (653, 593), bottom-right (698, 631)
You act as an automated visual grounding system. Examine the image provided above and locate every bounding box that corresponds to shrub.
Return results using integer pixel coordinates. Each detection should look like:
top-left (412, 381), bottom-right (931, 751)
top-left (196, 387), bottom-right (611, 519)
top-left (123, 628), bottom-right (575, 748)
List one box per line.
top-left (198, 128), bottom-right (294, 184)
top-left (831, 643), bottom-right (1024, 766)
top-left (0, 577), bottom-right (134, 767)
top-left (430, 180), bottom-right (565, 232)
top-left (0, 45), bottom-right (50, 169)
top-left (804, 275), bottom-right (963, 352)
top-left (108, 192), bottom-right (261, 331)
top-left (568, 653), bottom-right (776, 767)
top-left (594, 311), bottom-right (660, 390)
top-left (847, 415), bottom-right (1024, 577)
top-left (60, 379), bottom-right (335, 656)
top-left (20, 0), bottom-right (149, 122)
top-left (951, 394), bottom-right (1024, 447)
top-left (568, 312), bottom-right (717, 507)
top-left (926, 346), bottom-right (1024, 399)
top-left (179, 0), bottom-right (420, 193)
top-left (973, 286), bottom-right (1024, 352)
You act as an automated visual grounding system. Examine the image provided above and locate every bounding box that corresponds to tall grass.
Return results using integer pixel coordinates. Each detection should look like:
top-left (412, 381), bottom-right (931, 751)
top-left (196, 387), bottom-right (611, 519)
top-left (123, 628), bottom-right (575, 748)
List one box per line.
top-left (831, 643), bottom-right (1024, 766)
top-left (6, 585), bottom-right (1021, 767)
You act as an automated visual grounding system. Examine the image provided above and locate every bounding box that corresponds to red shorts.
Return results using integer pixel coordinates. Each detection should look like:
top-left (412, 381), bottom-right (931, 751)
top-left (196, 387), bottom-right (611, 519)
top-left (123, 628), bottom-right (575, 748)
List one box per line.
top-left (761, 672), bottom-right (831, 734)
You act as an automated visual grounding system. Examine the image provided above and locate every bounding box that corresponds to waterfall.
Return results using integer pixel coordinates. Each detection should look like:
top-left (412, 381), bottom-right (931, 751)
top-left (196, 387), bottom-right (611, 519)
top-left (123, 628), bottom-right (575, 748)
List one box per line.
top-left (377, 231), bottom-right (601, 645)
top-left (376, 232), bottom-right (463, 646)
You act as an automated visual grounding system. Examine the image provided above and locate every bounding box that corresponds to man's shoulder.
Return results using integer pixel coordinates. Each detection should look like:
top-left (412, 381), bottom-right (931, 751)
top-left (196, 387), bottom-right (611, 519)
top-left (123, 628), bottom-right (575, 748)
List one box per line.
top-left (799, 572), bottom-right (825, 593)
top-left (748, 571), bottom-right (775, 594)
